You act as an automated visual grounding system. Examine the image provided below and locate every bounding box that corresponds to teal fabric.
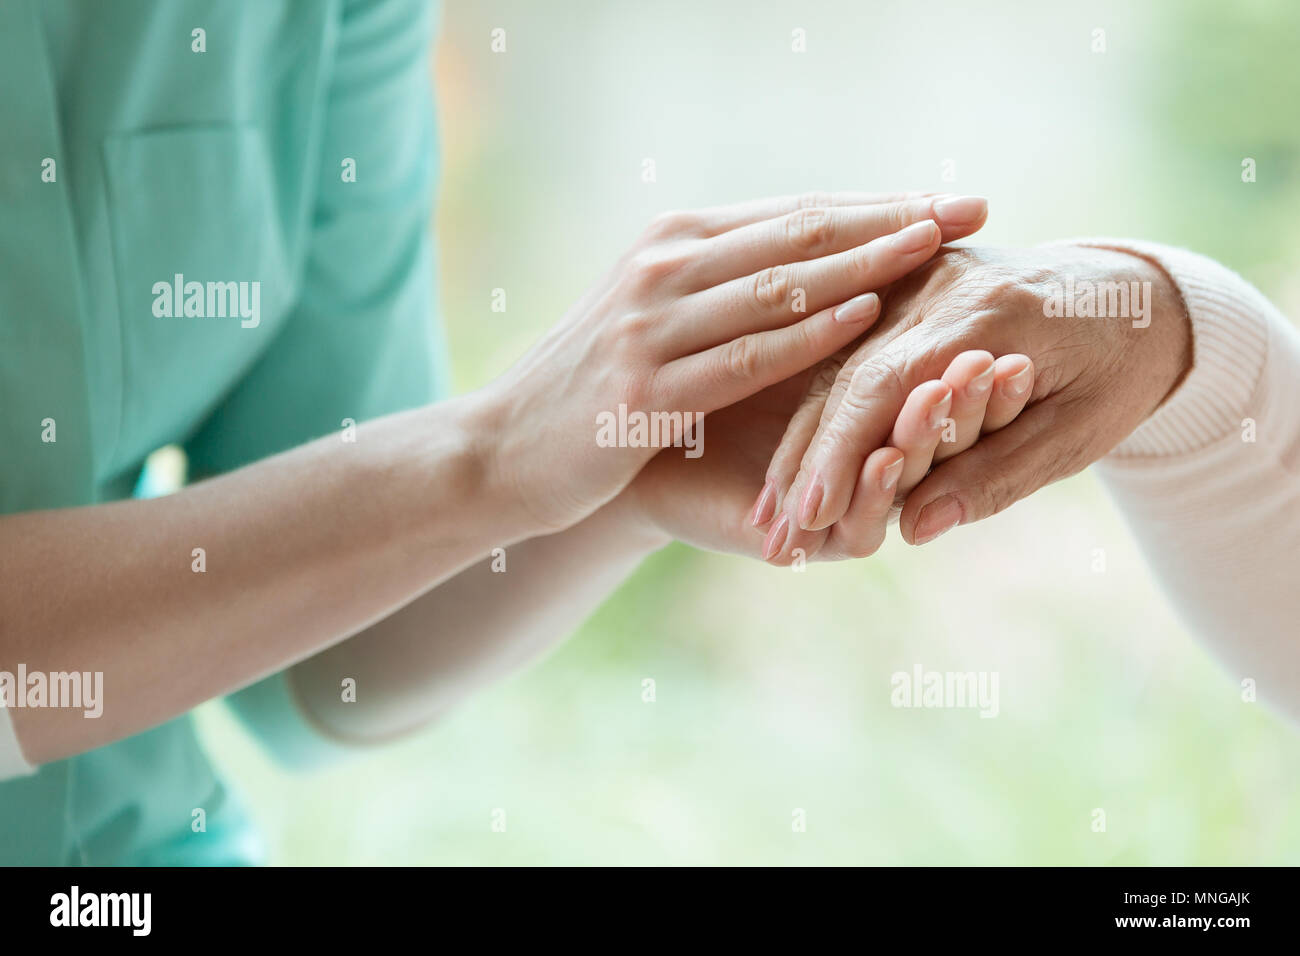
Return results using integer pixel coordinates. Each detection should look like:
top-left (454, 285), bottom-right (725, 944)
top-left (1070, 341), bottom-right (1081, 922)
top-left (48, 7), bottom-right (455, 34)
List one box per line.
top-left (0, 0), bottom-right (447, 864)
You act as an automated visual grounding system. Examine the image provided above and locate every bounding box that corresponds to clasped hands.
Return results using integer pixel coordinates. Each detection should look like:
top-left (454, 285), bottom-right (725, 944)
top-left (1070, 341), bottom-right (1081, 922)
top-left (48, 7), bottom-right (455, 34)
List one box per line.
top-left (484, 191), bottom-right (1190, 563)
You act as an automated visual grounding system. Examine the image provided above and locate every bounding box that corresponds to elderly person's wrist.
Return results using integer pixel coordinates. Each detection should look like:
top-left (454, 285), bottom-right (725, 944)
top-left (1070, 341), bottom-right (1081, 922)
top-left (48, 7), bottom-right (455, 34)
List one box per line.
top-left (1061, 239), bottom-right (1268, 458)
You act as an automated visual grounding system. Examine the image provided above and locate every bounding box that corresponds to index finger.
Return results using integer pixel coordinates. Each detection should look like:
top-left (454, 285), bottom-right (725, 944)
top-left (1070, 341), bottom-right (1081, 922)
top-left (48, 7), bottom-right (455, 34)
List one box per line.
top-left (687, 195), bottom-right (989, 291)
top-left (695, 191), bottom-right (945, 237)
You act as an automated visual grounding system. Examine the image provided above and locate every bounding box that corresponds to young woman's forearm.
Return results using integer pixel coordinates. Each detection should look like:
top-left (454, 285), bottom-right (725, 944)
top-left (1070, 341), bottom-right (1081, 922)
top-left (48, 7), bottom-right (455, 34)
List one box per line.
top-left (1, 192), bottom-right (985, 767)
top-left (284, 492), bottom-right (670, 743)
top-left (0, 394), bottom-right (534, 765)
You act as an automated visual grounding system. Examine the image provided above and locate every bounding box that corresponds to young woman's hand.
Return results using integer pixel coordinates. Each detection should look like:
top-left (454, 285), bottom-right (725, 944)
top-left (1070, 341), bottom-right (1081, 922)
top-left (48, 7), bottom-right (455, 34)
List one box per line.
top-left (621, 371), bottom-right (811, 556)
top-left (478, 192), bottom-right (992, 535)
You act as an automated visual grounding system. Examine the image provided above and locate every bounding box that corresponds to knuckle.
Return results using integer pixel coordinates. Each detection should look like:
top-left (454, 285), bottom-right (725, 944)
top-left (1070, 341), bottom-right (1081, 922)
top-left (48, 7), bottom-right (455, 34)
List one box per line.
top-left (961, 265), bottom-right (1032, 313)
top-left (625, 247), bottom-right (689, 292)
top-left (750, 264), bottom-right (792, 310)
top-left (643, 209), bottom-right (698, 241)
top-left (796, 191), bottom-right (833, 211)
top-left (721, 333), bottom-right (766, 381)
top-left (826, 352), bottom-right (859, 394)
top-left (615, 307), bottom-right (659, 339)
top-left (784, 207), bottom-right (834, 254)
top-left (847, 356), bottom-right (907, 408)
top-left (848, 239), bottom-right (879, 278)
top-left (987, 279), bottom-right (1033, 315)
top-left (886, 201), bottom-right (916, 233)
top-left (808, 357), bottom-right (843, 398)
top-left (817, 404), bottom-right (867, 452)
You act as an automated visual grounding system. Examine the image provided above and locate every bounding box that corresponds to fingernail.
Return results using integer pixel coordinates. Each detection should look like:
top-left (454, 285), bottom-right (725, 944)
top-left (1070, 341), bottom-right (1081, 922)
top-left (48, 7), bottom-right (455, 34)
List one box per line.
top-left (799, 476), bottom-right (824, 529)
top-left (927, 387), bottom-right (953, 429)
top-left (833, 292), bottom-right (880, 324)
top-left (762, 512), bottom-right (790, 561)
top-left (1003, 363), bottom-right (1033, 398)
top-left (967, 363), bottom-right (995, 398)
top-left (751, 479), bottom-right (777, 527)
top-left (890, 219), bottom-right (939, 254)
top-left (880, 457), bottom-right (904, 493)
top-left (913, 494), bottom-right (963, 544)
top-left (932, 195), bottom-right (988, 226)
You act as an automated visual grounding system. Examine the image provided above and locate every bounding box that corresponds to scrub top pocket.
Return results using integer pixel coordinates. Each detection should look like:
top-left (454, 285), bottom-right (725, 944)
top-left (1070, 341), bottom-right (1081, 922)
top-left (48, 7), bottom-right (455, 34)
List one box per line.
top-left (101, 125), bottom-right (296, 473)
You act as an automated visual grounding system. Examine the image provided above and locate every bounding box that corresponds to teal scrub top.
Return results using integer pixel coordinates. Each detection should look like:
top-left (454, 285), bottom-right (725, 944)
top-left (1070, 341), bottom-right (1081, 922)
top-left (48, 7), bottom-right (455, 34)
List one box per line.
top-left (0, 0), bottom-right (449, 864)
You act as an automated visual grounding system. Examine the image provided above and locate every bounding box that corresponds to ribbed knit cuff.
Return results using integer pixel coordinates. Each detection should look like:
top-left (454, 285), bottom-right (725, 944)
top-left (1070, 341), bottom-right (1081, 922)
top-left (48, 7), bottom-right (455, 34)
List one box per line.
top-left (1055, 239), bottom-right (1270, 459)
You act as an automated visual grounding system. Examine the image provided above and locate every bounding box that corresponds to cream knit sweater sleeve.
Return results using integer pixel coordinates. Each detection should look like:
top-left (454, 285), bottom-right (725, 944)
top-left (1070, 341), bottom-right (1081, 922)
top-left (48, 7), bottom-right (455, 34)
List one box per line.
top-left (1083, 239), bottom-right (1300, 717)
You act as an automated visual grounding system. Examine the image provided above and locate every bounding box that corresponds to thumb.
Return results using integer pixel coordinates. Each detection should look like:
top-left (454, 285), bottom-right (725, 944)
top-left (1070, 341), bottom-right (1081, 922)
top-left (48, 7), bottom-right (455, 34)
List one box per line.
top-left (898, 399), bottom-right (1089, 545)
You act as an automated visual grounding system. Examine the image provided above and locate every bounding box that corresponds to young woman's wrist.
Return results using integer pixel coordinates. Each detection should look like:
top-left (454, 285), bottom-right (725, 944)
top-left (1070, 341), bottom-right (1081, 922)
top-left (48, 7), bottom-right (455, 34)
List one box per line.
top-left (455, 385), bottom-right (671, 552)
top-left (448, 385), bottom-right (565, 543)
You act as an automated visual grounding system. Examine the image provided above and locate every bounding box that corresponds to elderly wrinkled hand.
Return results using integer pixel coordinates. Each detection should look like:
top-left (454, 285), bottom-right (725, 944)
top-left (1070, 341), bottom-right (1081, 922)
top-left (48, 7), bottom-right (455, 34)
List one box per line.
top-left (751, 243), bottom-right (1191, 562)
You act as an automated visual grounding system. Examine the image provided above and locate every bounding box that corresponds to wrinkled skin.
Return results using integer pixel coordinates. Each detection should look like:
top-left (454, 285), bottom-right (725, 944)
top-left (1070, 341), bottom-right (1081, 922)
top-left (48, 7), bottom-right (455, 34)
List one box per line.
top-left (750, 243), bottom-right (1192, 562)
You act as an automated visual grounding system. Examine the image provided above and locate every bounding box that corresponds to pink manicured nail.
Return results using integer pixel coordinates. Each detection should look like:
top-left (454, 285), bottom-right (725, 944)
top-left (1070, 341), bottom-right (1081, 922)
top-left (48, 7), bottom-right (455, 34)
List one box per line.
top-left (913, 494), bottom-right (963, 544)
top-left (880, 457), bottom-right (904, 493)
top-left (833, 292), bottom-right (880, 324)
top-left (751, 479), bottom-right (777, 527)
top-left (932, 195), bottom-right (988, 225)
top-left (890, 219), bottom-right (939, 254)
top-left (763, 512), bottom-right (790, 561)
top-left (799, 476), bottom-right (824, 529)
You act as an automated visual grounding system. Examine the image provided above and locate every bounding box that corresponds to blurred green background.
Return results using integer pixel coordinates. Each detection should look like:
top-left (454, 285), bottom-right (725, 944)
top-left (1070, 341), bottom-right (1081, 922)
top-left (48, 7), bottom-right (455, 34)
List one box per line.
top-left (195, 0), bottom-right (1300, 864)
